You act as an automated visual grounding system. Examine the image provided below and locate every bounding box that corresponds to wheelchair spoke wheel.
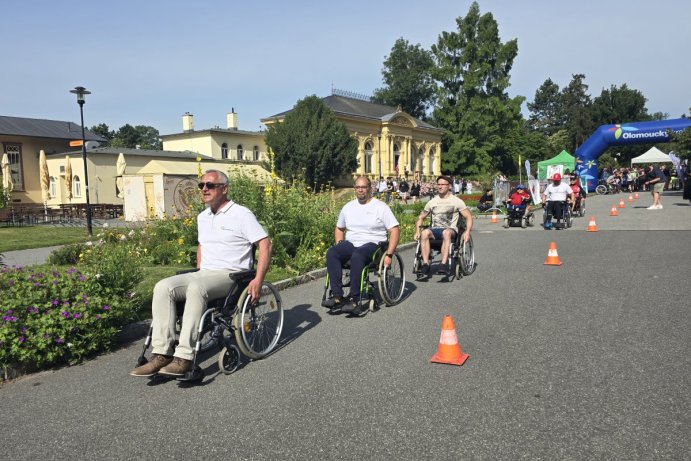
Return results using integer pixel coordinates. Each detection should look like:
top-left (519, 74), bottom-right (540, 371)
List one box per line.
top-left (379, 253), bottom-right (405, 306)
top-left (460, 235), bottom-right (476, 276)
top-left (218, 344), bottom-right (241, 375)
top-left (595, 184), bottom-right (607, 195)
top-left (233, 282), bottom-right (283, 360)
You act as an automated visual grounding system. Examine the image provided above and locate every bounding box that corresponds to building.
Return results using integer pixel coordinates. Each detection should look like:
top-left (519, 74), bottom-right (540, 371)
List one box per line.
top-left (261, 93), bottom-right (445, 180)
top-left (0, 115), bottom-right (105, 204)
top-left (160, 110), bottom-right (269, 163)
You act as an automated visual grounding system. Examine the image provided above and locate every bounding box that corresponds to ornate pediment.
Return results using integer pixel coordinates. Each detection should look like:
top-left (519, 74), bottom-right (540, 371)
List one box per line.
top-left (390, 116), bottom-right (413, 127)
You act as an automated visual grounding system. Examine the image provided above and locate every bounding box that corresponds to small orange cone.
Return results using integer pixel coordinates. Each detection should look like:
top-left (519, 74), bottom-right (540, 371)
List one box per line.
top-left (634, 192), bottom-right (640, 199)
top-left (543, 241), bottom-right (563, 266)
top-left (628, 194), bottom-right (634, 202)
top-left (491, 210), bottom-right (498, 223)
top-left (586, 216), bottom-right (598, 232)
top-left (618, 199), bottom-right (625, 209)
top-left (430, 315), bottom-right (469, 366)
top-left (610, 205), bottom-right (619, 216)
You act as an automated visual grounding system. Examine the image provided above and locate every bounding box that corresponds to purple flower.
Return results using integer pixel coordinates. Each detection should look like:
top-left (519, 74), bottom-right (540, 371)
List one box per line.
top-left (52, 280), bottom-right (58, 285)
top-left (8, 280), bottom-right (14, 286)
top-left (43, 333), bottom-right (50, 339)
top-left (95, 315), bottom-right (101, 320)
top-left (61, 310), bottom-right (71, 319)
top-left (55, 338), bottom-right (64, 344)
top-left (53, 271), bottom-right (59, 278)
top-left (7, 310), bottom-right (13, 315)
top-left (34, 283), bottom-right (40, 287)
top-left (20, 327), bottom-right (27, 333)
top-left (102, 305), bottom-right (110, 311)
top-left (73, 312), bottom-right (81, 319)
top-left (79, 275), bottom-right (85, 282)
top-left (63, 301), bottom-right (70, 306)
top-left (18, 337), bottom-right (25, 343)
top-left (67, 267), bottom-right (76, 275)
top-left (52, 300), bottom-right (59, 306)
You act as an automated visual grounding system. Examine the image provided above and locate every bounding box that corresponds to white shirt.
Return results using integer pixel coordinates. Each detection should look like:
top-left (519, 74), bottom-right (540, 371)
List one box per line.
top-left (337, 198), bottom-right (399, 247)
top-left (378, 180), bottom-right (388, 193)
top-left (544, 182), bottom-right (573, 202)
top-left (197, 201), bottom-right (268, 271)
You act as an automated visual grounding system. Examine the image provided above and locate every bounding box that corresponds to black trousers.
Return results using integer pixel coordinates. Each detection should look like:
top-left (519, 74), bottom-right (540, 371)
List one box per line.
top-left (325, 241), bottom-right (378, 299)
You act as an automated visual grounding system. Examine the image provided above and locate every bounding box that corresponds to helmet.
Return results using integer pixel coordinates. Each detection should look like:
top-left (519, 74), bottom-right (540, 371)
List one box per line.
top-left (516, 184), bottom-right (525, 190)
top-left (552, 173), bottom-right (561, 181)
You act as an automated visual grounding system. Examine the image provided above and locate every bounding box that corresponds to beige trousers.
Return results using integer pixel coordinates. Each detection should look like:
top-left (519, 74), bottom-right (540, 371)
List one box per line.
top-left (151, 270), bottom-right (235, 360)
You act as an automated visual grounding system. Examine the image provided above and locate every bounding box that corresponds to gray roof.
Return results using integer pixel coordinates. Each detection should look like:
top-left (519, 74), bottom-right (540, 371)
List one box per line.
top-left (47, 146), bottom-right (203, 159)
top-left (0, 115), bottom-right (106, 141)
top-left (262, 95), bottom-right (443, 132)
top-left (160, 127), bottom-right (263, 138)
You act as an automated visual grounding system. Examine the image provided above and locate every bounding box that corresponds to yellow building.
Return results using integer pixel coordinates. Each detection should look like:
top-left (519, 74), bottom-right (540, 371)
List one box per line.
top-left (261, 93), bottom-right (445, 180)
top-left (160, 110), bottom-right (269, 162)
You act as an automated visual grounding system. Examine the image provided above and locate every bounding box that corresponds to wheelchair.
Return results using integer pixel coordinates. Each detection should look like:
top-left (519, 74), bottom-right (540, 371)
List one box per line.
top-left (321, 242), bottom-right (405, 316)
top-left (135, 269), bottom-right (284, 381)
top-left (412, 221), bottom-right (475, 280)
top-left (502, 201), bottom-right (535, 228)
top-left (571, 195), bottom-right (586, 218)
top-left (542, 200), bottom-right (573, 230)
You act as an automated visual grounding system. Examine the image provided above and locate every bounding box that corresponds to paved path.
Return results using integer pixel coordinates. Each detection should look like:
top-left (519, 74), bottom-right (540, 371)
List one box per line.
top-left (1, 191), bottom-right (690, 459)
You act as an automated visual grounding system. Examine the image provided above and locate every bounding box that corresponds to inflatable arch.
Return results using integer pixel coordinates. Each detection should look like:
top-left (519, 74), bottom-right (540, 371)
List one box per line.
top-left (574, 118), bottom-right (691, 191)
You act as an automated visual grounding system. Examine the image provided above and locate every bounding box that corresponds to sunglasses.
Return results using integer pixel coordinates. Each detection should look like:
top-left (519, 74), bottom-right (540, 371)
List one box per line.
top-left (198, 182), bottom-right (226, 190)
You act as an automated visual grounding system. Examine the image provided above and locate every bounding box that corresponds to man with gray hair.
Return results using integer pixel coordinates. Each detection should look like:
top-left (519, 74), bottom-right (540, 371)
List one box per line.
top-left (130, 169), bottom-right (271, 377)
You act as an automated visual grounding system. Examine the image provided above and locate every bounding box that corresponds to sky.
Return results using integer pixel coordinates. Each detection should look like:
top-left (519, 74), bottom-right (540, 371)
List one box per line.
top-left (2, 0), bottom-right (690, 136)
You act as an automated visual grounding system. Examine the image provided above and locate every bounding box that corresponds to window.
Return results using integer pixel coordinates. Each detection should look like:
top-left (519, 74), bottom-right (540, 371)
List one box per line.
top-left (418, 147), bottom-right (425, 174)
top-left (221, 143), bottom-right (228, 159)
top-left (253, 146), bottom-right (260, 161)
top-left (73, 176), bottom-right (81, 198)
top-left (49, 176), bottom-right (57, 198)
top-left (236, 144), bottom-right (244, 161)
top-left (429, 148), bottom-right (436, 173)
top-left (3, 143), bottom-right (23, 190)
top-left (364, 142), bottom-right (373, 174)
top-left (393, 143), bottom-right (400, 174)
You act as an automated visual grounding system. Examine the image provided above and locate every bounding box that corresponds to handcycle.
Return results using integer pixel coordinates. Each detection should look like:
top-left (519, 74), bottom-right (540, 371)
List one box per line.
top-left (321, 242), bottom-right (405, 316)
top-left (412, 220), bottom-right (475, 280)
top-left (135, 268), bottom-right (284, 381)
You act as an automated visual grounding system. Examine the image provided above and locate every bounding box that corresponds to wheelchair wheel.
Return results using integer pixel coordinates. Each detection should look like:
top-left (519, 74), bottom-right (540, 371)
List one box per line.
top-left (460, 235), bottom-right (476, 276)
top-left (526, 214), bottom-right (535, 227)
top-left (378, 252), bottom-right (405, 306)
top-left (233, 282), bottom-right (283, 360)
top-left (595, 184), bottom-right (607, 195)
top-left (218, 344), bottom-right (241, 375)
top-left (198, 318), bottom-right (225, 354)
top-left (503, 217), bottom-right (509, 229)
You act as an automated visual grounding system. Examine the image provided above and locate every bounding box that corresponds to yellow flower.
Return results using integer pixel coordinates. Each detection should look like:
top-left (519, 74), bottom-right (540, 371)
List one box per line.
top-left (177, 238), bottom-right (184, 245)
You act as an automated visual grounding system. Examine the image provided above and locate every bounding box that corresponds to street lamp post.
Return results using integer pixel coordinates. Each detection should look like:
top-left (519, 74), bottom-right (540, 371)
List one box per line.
top-left (70, 86), bottom-right (93, 236)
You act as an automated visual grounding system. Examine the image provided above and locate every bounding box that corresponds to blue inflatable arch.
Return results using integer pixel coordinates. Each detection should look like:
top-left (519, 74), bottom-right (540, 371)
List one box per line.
top-left (574, 118), bottom-right (691, 191)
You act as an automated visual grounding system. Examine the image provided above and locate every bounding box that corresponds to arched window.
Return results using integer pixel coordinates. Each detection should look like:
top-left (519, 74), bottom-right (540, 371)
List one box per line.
top-left (418, 147), bottom-right (425, 174)
top-left (73, 175), bottom-right (82, 198)
top-left (221, 143), bottom-right (228, 159)
top-left (429, 148), bottom-right (436, 174)
top-left (236, 144), bottom-right (244, 161)
top-left (364, 141), bottom-right (373, 174)
top-left (253, 146), bottom-right (260, 161)
top-left (49, 176), bottom-right (57, 198)
top-left (393, 143), bottom-right (400, 174)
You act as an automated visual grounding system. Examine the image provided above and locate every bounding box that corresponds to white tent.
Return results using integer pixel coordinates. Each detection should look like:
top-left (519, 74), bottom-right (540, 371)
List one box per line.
top-left (631, 146), bottom-right (672, 165)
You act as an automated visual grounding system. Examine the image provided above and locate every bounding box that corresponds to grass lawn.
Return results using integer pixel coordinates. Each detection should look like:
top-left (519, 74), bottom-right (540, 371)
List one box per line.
top-left (0, 226), bottom-right (91, 253)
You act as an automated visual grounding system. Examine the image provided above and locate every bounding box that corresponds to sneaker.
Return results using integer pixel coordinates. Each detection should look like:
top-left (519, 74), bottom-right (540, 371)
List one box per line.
top-left (340, 298), bottom-right (359, 313)
top-left (321, 296), bottom-right (343, 308)
top-left (656, 205), bottom-right (663, 209)
top-left (129, 354), bottom-right (173, 377)
top-left (437, 266), bottom-right (449, 276)
top-left (420, 264), bottom-right (430, 276)
top-left (158, 357), bottom-right (192, 377)
top-left (646, 205), bottom-right (659, 210)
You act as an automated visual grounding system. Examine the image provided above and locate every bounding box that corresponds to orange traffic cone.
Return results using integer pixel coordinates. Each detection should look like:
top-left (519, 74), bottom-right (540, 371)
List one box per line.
top-left (491, 210), bottom-right (498, 223)
top-left (618, 199), bottom-right (625, 209)
top-left (634, 192), bottom-right (640, 199)
top-left (543, 241), bottom-right (563, 266)
top-left (627, 194), bottom-right (634, 202)
top-left (586, 216), bottom-right (598, 232)
top-left (430, 315), bottom-right (469, 366)
top-left (610, 205), bottom-right (619, 216)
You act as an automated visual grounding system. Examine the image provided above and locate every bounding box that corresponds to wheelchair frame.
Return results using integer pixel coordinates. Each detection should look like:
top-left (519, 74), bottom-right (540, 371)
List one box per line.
top-left (503, 200), bottom-right (535, 229)
top-left (543, 201), bottom-right (573, 229)
top-left (412, 220), bottom-right (475, 280)
top-left (322, 242), bottom-right (406, 316)
top-left (135, 269), bottom-right (284, 381)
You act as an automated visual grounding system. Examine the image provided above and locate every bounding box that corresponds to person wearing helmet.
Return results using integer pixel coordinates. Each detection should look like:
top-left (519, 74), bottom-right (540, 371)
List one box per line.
top-left (542, 173), bottom-right (574, 229)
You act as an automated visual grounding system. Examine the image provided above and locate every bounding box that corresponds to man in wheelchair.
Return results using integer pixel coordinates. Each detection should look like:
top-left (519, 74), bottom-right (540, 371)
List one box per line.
top-left (541, 173), bottom-right (575, 230)
top-left (322, 176), bottom-right (400, 315)
top-left (130, 169), bottom-right (271, 378)
top-left (414, 175), bottom-right (473, 277)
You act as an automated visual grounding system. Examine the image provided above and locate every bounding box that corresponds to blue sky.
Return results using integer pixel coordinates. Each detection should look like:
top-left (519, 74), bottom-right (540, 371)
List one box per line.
top-left (2, 0), bottom-right (689, 136)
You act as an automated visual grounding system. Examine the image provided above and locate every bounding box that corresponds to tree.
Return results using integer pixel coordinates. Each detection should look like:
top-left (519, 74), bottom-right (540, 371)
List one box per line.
top-left (110, 124), bottom-right (162, 150)
top-left (591, 84), bottom-right (649, 126)
top-left (561, 73), bottom-right (594, 152)
top-left (371, 38), bottom-right (436, 120)
top-left (431, 2), bottom-right (524, 176)
top-left (527, 78), bottom-right (564, 136)
top-left (265, 95), bottom-right (358, 189)
top-left (90, 123), bottom-right (114, 146)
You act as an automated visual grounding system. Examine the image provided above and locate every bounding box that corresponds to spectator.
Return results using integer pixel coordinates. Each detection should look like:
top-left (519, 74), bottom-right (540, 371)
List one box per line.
top-left (477, 189), bottom-right (494, 212)
top-left (398, 177), bottom-right (410, 204)
top-left (410, 180), bottom-right (421, 204)
top-left (644, 165), bottom-right (666, 210)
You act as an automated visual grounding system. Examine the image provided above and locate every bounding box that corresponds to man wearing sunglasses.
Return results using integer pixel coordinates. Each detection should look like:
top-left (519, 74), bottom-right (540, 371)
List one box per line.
top-left (322, 176), bottom-right (400, 315)
top-left (414, 175), bottom-right (473, 276)
top-left (130, 169), bottom-right (271, 378)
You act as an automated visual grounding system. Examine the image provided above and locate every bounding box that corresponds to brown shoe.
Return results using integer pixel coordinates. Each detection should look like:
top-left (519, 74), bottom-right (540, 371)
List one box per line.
top-left (129, 354), bottom-right (173, 377)
top-left (158, 357), bottom-right (192, 377)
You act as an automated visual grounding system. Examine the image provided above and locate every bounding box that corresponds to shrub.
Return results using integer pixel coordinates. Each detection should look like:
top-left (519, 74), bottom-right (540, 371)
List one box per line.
top-left (48, 243), bottom-right (88, 265)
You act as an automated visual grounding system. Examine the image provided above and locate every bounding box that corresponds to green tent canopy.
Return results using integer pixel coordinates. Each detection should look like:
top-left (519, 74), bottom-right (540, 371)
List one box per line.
top-left (537, 150), bottom-right (575, 180)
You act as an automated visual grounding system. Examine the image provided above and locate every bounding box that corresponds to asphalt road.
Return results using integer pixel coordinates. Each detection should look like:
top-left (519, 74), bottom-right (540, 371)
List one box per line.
top-left (2, 191), bottom-right (690, 460)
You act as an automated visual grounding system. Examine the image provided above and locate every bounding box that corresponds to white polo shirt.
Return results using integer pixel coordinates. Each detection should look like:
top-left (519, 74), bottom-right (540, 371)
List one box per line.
top-left (197, 201), bottom-right (268, 271)
top-left (337, 198), bottom-right (399, 247)
top-left (544, 182), bottom-right (573, 202)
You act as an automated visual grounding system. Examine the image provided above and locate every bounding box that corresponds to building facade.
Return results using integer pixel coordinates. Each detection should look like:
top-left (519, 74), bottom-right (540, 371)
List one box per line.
top-left (261, 94), bottom-right (445, 180)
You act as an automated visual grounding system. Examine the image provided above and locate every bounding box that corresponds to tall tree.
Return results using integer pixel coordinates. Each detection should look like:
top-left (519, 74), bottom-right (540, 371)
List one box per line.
top-left (561, 73), bottom-right (593, 152)
top-left (265, 95), bottom-right (358, 189)
top-left (371, 38), bottom-right (436, 120)
top-left (591, 83), bottom-right (649, 125)
top-left (527, 78), bottom-right (564, 136)
top-left (431, 2), bottom-right (524, 175)
top-left (90, 123), bottom-right (115, 146)
top-left (110, 124), bottom-right (161, 150)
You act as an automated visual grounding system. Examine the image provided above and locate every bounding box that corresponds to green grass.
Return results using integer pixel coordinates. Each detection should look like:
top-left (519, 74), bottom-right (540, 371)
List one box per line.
top-left (0, 226), bottom-right (91, 253)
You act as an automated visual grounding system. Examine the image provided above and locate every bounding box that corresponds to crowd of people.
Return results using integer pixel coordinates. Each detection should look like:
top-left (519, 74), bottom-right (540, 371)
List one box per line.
top-left (372, 175), bottom-right (478, 205)
top-left (598, 165), bottom-right (682, 193)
